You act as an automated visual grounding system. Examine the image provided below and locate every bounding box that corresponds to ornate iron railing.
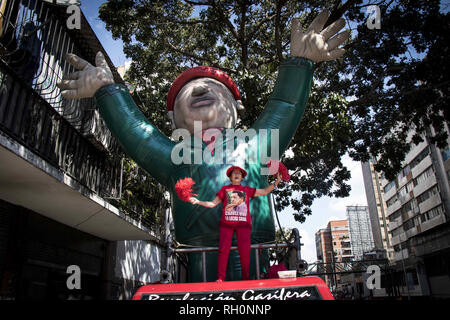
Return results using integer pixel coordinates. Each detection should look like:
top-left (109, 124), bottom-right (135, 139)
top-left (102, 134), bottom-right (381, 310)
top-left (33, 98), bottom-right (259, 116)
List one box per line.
top-left (0, 59), bottom-right (123, 198)
top-left (0, 0), bottom-right (165, 232)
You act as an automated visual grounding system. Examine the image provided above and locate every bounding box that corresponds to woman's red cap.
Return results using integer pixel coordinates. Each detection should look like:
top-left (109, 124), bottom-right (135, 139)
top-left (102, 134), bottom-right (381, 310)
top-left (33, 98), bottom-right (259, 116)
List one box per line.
top-left (226, 166), bottom-right (247, 178)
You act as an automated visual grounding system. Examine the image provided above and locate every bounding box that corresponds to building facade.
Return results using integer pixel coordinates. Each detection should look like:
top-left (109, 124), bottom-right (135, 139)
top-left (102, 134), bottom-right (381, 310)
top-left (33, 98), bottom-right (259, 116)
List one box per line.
top-left (346, 206), bottom-right (375, 261)
top-left (315, 220), bottom-right (353, 290)
top-left (366, 125), bottom-right (450, 298)
top-left (361, 160), bottom-right (395, 262)
top-left (0, 0), bottom-right (173, 300)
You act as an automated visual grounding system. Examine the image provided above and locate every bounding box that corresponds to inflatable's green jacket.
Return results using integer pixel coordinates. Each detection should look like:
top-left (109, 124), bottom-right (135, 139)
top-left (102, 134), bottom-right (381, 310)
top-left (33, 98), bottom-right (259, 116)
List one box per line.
top-left (94, 57), bottom-right (314, 282)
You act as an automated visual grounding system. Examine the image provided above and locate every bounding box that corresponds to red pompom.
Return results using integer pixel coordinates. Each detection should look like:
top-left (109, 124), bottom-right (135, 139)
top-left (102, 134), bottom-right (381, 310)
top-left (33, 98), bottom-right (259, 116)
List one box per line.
top-left (175, 177), bottom-right (197, 202)
top-left (267, 160), bottom-right (290, 182)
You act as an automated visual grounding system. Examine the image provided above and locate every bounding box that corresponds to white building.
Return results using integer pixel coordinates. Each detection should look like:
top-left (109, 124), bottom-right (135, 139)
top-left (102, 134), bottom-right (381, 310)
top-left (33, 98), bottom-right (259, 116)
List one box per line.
top-left (346, 206), bottom-right (374, 261)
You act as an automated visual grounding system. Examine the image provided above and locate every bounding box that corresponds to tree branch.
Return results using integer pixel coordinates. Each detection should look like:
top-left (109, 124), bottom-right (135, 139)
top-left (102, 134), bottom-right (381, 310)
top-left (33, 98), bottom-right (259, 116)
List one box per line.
top-left (184, 0), bottom-right (212, 5)
top-left (211, 1), bottom-right (240, 42)
top-left (324, 0), bottom-right (358, 28)
top-left (165, 40), bottom-right (237, 74)
top-left (247, 13), bottom-right (277, 40)
top-left (238, 0), bottom-right (248, 67)
top-left (348, 80), bottom-right (450, 107)
top-left (274, 0), bottom-right (286, 61)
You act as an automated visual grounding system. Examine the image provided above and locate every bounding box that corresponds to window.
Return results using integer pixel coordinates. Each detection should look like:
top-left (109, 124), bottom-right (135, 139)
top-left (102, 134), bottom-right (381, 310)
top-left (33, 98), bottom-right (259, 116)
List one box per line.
top-left (399, 165), bottom-right (411, 179)
top-left (389, 209), bottom-right (402, 222)
top-left (417, 186), bottom-right (439, 204)
top-left (441, 147), bottom-right (450, 162)
top-left (420, 205), bottom-right (443, 223)
top-left (414, 166), bottom-right (434, 187)
top-left (384, 180), bottom-right (396, 193)
top-left (403, 219), bottom-right (415, 231)
top-left (387, 195), bottom-right (398, 207)
top-left (401, 200), bottom-right (412, 214)
top-left (410, 147), bottom-right (430, 170)
top-left (398, 186), bottom-right (407, 199)
top-left (407, 271), bottom-right (419, 286)
top-left (405, 181), bottom-right (414, 193)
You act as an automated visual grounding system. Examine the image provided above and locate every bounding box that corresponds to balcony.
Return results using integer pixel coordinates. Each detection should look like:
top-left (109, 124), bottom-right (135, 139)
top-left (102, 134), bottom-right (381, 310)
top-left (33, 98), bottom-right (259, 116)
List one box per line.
top-left (418, 193), bottom-right (441, 215)
top-left (384, 185), bottom-right (397, 202)
top-left (421, 213), bottom-right (445, 233)
top-left (391, 234), bottom-right (400, 246)
top-left (386, 200), bottom-right (401, 217)
top-left (413, 174), bottom-right (437, 199)
top-left (0, 0), bottom-right (159, 240)
top-left (411, 155), bottom-right (432, 179)
top-left (405, 226), bottom-right (419, 239)
top-left (388, 217), bottom-right (402, 232)
top-left (405, 140), bottom-right (428, 165)
top-left (398, 192), bottom-right (411, 206)
top-left (394, 248), bottom-right (409, 262)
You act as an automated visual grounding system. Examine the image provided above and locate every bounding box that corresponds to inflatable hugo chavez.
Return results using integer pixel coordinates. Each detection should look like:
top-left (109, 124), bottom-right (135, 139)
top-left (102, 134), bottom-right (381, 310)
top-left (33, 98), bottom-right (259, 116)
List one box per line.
top-left (57, 10), bottom-right (349, 282)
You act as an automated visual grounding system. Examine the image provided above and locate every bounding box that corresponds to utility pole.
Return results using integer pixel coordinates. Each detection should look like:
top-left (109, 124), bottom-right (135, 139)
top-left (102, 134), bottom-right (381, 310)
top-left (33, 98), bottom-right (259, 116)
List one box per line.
top-left (328, 251), bottom-right (337, 292)
top-left (399, 241), bottom-right (411, 300)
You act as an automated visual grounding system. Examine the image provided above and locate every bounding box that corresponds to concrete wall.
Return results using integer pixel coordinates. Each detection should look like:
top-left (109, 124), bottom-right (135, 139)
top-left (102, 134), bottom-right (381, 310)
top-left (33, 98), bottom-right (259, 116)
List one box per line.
top-left (115, 240), bottom-right (162, 284)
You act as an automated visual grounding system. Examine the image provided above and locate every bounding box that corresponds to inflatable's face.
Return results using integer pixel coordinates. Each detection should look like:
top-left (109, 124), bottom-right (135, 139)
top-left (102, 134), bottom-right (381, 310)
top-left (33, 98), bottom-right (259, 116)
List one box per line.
top-left (173, 77), bottom-right (238, 134)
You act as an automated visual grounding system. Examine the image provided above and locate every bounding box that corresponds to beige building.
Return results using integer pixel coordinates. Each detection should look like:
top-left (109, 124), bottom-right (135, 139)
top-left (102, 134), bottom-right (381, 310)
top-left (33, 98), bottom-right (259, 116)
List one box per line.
top-left (361, 161), bottom-right (395, 262)
top-left (315, 220), bottom-right (353, 290)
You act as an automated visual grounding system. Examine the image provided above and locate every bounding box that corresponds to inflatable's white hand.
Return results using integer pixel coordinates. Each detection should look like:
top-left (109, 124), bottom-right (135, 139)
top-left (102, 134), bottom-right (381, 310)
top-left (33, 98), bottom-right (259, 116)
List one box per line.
top-left (290, 10), bottom-right (350, 62)
top-left (57, 51), bottom-right (114, 99)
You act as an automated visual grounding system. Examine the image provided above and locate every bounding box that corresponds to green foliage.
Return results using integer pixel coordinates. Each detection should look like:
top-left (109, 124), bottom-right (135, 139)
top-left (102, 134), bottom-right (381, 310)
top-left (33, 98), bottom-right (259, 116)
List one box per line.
top-left (109, 157), bottom-right (168, 231)
top-left (269, 227), bottom-right (293, 262)
top-left (331, 0), bottom-right (449, 181)
top-left (98, 0), bottom-right (449, 223)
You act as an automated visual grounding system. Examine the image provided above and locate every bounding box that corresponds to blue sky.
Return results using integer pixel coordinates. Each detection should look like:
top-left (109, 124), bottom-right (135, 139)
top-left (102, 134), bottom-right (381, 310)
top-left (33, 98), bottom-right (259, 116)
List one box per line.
top-left (80, 1), bottom-right (369, 264)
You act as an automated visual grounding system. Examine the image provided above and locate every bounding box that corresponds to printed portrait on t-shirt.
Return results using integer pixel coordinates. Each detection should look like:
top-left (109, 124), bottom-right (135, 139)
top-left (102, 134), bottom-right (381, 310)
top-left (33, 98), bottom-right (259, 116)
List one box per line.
top-left (224, 190), bottom-right (248, 222)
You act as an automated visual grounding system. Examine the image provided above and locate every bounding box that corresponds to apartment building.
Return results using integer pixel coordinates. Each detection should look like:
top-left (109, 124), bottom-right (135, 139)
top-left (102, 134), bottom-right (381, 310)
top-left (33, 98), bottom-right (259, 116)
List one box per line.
top-left (374, 125), bottom-right (450, 298)
top-left (346, 206), bottom-right (375, 261)
top-left (361, 160), bottom-right (395, 262)
top-left (315, 220), bottom-right (353, 290)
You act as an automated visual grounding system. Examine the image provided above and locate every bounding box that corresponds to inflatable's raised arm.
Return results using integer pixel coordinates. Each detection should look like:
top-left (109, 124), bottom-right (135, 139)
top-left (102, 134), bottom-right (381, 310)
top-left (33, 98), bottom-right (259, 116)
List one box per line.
top-left (57, 10), bottom-right (349, 282)
top-left (58, 52), bottom-right (177, 186)
top-left (253, 11), bottom-right (349, 155)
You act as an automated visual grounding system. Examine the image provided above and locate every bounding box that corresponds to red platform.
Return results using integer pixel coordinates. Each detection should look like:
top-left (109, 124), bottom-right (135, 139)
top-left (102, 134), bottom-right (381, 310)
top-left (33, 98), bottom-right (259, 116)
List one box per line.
top-left (132, 276), bottom-right (334, 300)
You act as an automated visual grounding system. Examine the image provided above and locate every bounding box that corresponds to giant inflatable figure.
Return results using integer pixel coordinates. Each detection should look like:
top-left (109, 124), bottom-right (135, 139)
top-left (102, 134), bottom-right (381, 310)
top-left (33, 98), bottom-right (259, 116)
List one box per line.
top-left (57, 10), bottom-right (349, 282)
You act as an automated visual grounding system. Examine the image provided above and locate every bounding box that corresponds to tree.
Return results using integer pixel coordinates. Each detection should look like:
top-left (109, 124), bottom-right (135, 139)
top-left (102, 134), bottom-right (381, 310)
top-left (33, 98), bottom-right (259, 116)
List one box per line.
top-left (109, 157), bottom-right (168, 231)
top-left (97, 0), bottom-right (449, 223)
top-left (328, 0), bottom-right (449, 181)
top-left (269, 226), bottom-right (293, 262)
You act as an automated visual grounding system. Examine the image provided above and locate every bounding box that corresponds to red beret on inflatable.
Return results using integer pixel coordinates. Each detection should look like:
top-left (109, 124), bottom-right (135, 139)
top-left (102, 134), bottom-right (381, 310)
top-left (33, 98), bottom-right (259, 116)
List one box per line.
top-left (166, 66), bottom-right (242, 112)
top-left (226, 166), bottom-right (247, 178)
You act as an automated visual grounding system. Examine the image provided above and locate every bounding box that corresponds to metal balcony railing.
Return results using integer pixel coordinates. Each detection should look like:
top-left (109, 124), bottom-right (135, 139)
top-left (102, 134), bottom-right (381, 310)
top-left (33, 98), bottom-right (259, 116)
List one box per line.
top-left (0, 0), bottom-right (123, 151)
top-left (167, 228), bottom-right (307, 283)
top-left (0, 1), bottom-right (166, 233)
top-left (0, 0), bottom-right (123, 198)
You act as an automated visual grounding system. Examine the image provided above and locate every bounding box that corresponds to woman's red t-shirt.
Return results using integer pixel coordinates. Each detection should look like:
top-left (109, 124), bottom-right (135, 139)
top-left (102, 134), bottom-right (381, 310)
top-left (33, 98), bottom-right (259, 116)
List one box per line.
top-left (216, 184), bottom-right (256, 228)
